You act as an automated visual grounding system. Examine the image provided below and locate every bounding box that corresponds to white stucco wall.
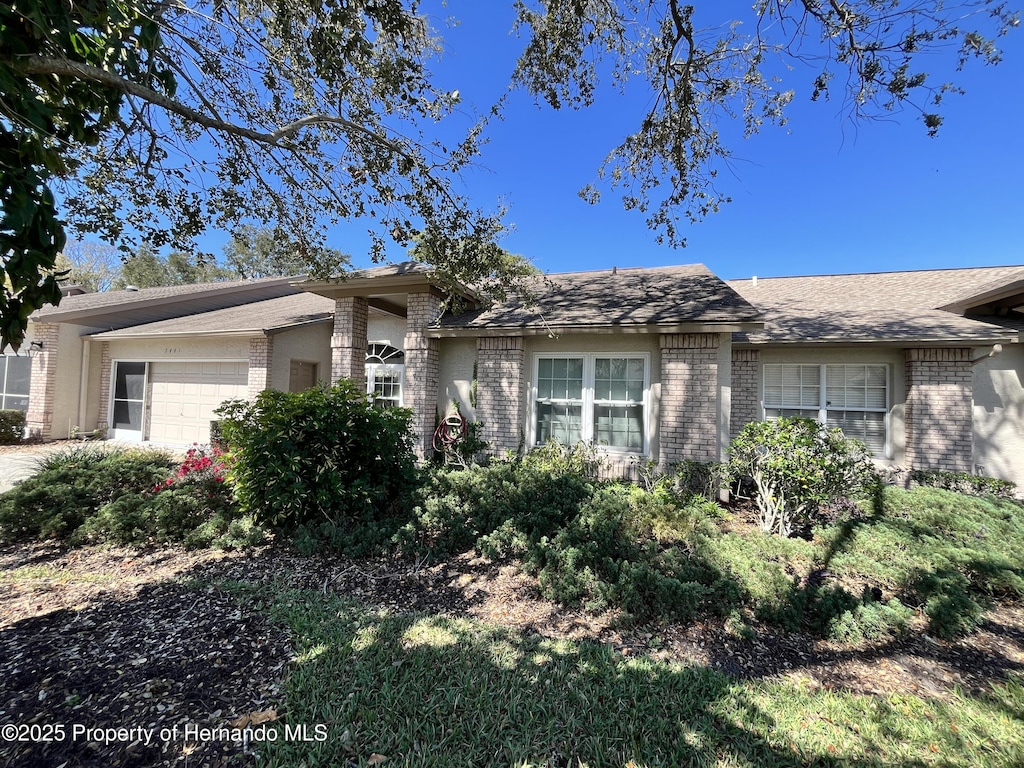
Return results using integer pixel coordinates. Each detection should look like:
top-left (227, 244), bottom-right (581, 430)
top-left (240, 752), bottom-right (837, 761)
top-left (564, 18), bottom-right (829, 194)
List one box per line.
top-left (754, 346), bottom-right (907, 465)
top-left (367, 313), bottom-right (408, 351)
top-left (106, 336), bottom-right (251, 362)
top-left (269, 323), bottom-right (333, 391)
top-left (437, 337), bottom-right (477, 422)
top-left (973, 343), bottom-right (1024, 487)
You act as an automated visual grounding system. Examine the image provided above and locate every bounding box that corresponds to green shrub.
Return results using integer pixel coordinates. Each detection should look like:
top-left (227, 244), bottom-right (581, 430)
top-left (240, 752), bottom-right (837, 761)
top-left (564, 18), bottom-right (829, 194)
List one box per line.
top-left (910, 469), bottom-right (1016, 499)
top-left (912, 568), bottom-right (986, 639)
top-left (0, 409), bottom-right (25, 444)
top-left (0, 446), bottom-right (176, 542)
top-left (820, 590), bottom-right (914, 644)
top-left (401, 461), bottom-right (594, 558)
top-left (527, 485), bottom-right (736, 623)
top-left (728, 417), bottom-right (878, 537)
top-left (216, 381), bottom-right (417, 533)
top-left (520, 440), bottom-right (606, 478)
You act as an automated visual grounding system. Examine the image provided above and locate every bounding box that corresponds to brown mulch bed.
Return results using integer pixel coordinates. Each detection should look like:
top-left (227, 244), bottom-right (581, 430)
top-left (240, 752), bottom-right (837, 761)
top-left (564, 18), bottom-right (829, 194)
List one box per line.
top-left (1, 542), bottom-right (1023, 767)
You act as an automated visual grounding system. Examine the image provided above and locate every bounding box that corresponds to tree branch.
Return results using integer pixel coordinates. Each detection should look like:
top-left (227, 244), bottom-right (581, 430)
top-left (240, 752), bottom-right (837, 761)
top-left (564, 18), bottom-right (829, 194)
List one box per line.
top-left (9, 55), bottom-right (409, 157)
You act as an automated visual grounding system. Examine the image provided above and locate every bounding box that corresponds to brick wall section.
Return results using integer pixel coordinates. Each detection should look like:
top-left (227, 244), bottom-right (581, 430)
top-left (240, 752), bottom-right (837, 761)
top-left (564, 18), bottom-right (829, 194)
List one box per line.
top-left (331, 296), bottom-right (368, 388)
top-left (659, 333), bottom-right (720, 465)
top-left (247, 336), bottom-right (274, 398)
top-left (476, 336), bottom-right (524, 455)
top-left (24, 323), bottom-right (61, 440)
top-left (730, 348), bottom-right (761, 441)
top-left (96, 342), bottom-right (111, 430)
top-left (904, 348), bottom-right (974, 472)
top-left (405, 291), bottom-right (444, 459)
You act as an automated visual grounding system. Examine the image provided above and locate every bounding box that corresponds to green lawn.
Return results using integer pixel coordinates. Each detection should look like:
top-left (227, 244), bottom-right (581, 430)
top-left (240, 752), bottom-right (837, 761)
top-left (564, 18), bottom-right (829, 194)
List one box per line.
top-left (235, 585), bottom-right (1024, 768)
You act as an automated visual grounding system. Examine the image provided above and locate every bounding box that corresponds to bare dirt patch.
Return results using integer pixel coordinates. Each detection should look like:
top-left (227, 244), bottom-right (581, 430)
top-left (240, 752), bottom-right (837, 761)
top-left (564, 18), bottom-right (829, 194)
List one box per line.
top-left (1, 542), bottom-right (1022, 766)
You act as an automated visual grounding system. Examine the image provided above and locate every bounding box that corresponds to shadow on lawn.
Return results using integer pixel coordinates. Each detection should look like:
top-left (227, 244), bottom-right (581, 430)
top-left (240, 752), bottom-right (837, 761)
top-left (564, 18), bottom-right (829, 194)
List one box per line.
top-left (3, 543), bottom-right (1024, 767)
top-left (262, 589), bottom-right (1024, 768)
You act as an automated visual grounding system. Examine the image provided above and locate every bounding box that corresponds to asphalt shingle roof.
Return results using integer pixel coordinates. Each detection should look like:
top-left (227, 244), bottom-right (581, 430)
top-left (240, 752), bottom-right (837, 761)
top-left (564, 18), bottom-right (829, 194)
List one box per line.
top-left (439, 264), bottom-right (760, 331)
top-left (33, 275), bottom-right (298, 318)
top-left (728, 266), bottom-right (1024, 343)
top-left (88, 293), bottom-right (335, 338)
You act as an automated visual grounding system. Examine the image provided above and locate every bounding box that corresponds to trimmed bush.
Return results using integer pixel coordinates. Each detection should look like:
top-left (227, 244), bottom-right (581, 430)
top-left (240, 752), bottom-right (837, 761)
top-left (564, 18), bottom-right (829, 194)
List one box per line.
top-left (729, 417), bottom-right (878, 537)
top-left (0, 409), bottom-right (25, 444)
top-left (0, 446), bottom-right (177, 541)
top-left (910, 469), bottom-right (1016, 499)
top-left (216, 381), bottom-right (417, 533)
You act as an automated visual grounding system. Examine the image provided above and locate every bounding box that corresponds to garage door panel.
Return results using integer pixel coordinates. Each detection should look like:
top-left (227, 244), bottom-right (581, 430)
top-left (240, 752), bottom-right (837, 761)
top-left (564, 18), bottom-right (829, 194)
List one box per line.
top-left (148, 362), bottom-right (248, 445)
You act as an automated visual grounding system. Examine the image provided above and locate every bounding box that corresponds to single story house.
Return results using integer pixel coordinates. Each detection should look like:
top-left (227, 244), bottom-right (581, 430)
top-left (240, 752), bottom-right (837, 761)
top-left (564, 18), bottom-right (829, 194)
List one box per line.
top-left (4, 261), bottom-right (1022, 487)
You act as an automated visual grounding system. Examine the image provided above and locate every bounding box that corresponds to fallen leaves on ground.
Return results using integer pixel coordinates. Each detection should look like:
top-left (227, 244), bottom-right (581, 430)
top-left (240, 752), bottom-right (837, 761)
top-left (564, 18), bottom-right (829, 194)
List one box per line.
top-left (1, 541), bottom-right (1023, 767)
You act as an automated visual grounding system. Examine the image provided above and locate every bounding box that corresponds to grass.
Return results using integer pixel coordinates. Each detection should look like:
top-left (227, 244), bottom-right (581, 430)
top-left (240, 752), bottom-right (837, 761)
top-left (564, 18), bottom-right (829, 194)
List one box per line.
top-left (0, 563), bottom-right (117, 585)
top-left (231, 584), bottom-right (1024, 768)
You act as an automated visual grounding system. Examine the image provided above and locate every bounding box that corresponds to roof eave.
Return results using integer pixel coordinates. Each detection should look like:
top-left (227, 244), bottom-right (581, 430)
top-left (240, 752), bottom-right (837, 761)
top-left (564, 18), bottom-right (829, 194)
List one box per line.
top-left (31, 277), bottom-right (297, 325)
top-left (427, 321), bottom-right (764, 338)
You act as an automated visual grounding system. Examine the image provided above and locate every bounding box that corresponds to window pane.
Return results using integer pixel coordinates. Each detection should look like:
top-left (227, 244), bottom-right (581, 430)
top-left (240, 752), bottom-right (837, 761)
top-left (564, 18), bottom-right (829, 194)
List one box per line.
top-left (115, 362), bottom-right (147, 400)
top-left (766, 407), bottom-right (818, 421)
top-left (536, 403), bottom-right (582, 445)
top-left (827, 410), bottom-right (886, 454)
top-left (595, 357), bottom-right (644, 403)
top-left (5, 356), bottom-right (30, 395)
top-left (1, 395), bottom-right (28, 411)
top-left (771, 364), bottom-right (819, 408)
top-left (867, 366), bottom-right (887, 387)
top-left (594, 404), bottom-right (643, 450)
top-left (113, 400), bottom-right (143, 430)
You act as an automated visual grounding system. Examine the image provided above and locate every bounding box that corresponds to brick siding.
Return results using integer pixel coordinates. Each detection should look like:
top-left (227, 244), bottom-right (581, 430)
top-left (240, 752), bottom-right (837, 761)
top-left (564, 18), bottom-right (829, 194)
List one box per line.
top-left (904, 347), bottom-right (974, 472)
top-left (96, 342), bottom-right (111, 430)
top-left (331, 296), bottom-right (368, 388)
top-left (25, 323), bottom-right (61, 439)
top-left (247, 337), bottom-right (274, 398)
top-left (404, 291), bottom-right (444, 459)
top-left (659, 333), bottom-right (720, 464)
top-left (476, 336), bottom-right (524, 455)
top-left (730, 348), bottom-right (760, 440)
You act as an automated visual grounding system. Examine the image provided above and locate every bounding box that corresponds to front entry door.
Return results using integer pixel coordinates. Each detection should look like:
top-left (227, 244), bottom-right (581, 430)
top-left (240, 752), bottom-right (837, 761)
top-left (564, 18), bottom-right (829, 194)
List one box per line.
top-left (110, 361), bottom-right (147, 441)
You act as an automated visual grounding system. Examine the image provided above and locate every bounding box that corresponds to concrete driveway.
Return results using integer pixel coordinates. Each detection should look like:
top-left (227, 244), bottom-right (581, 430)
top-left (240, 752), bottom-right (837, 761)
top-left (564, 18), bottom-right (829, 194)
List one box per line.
top-left (0, 444), bottom-right (69, 494)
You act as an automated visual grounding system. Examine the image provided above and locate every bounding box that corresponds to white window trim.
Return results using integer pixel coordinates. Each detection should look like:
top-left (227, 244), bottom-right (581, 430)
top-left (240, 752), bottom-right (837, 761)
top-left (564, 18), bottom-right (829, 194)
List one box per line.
top-left (530, 352), bottom-right (650, 455)
top-left (0, 353), bottom-right (31, 411)
top-left (365, 363), bottom-right (405, 407)
top-left (762, 363), bottom-right (891, 458)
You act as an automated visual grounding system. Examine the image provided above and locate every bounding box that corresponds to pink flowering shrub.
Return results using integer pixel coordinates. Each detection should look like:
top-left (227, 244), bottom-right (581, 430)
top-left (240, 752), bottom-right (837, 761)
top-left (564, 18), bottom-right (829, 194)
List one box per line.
top-left (154, 444), bottom-right (227, 492)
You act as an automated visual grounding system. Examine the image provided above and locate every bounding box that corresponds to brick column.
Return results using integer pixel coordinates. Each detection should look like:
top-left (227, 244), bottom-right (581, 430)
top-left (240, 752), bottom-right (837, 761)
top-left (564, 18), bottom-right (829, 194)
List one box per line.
top-left (659, 333), bottom-right (720, 465)
top-left (730, 348), bottom-right (761, 441)
top-left (476, 336), bottom-right (524, 456)
top-left (331, 296), bottom-right (368, 388)
top-left (247, 336), bottom-right (274, 398)
top-left (96, 342), bottom-right (111, 430)
top-left (25, 323), bottom-right (60, 440)
top-left (904, 348), bottom-right (974, 472)
top-left (404, 291), bottom-right (444, 460)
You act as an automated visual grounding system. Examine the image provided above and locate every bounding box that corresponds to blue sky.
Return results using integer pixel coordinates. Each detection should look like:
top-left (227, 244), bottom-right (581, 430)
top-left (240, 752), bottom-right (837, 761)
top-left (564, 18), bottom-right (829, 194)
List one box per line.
top-left (362, 1), bottom-right (1024, 281)
top-left (186, 2), bottom-right (1024, 281)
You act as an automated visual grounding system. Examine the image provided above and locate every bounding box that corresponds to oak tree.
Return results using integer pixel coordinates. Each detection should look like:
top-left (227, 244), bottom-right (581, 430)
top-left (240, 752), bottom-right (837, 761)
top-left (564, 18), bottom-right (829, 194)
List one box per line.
top-left (1, 0), bottom-right (1017, 349)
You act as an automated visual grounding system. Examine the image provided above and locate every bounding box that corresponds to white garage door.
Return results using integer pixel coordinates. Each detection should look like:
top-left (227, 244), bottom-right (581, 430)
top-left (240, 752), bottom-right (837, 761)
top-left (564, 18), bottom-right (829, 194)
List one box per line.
top-left (148, 361), bottom-right (248, 445)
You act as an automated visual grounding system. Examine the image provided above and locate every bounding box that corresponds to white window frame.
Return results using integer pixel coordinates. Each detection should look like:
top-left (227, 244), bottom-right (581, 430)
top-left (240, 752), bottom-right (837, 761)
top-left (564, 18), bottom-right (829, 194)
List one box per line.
top-left (365, 343), bottom-right (405, 408)
top-left (531, 352), bottom-right (650, 455)
top-left (0, 354), bottom-right (31, 411)
top-left (762, 363), bottom-right (890, 458)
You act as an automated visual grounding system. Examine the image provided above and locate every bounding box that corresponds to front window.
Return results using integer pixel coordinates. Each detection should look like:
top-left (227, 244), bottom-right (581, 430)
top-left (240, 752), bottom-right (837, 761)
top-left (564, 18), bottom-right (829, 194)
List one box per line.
top-left (534, 354), bottom-right (648, 452)
top-left (763, 364), bottom-right (888, 455)
top-left (0, 354), bottom-right (30, 410)
top-left (365, 343), bottom-right (404, 408)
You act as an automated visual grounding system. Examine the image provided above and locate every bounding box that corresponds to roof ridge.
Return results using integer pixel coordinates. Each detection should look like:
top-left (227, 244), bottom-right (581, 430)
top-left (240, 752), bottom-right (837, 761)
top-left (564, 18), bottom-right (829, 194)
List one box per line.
top-left (727, 264), bottom-right (1024, 283)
